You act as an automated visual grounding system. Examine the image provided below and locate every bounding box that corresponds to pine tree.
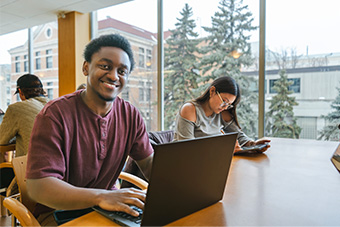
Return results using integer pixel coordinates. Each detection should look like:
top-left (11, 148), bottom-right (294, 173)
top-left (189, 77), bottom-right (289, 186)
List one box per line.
top-left (266, 70), bottom-right (301, 138)
top-left (318, 86), bottom-right (340, 141)
top-left (164, 3), bottom-right (200, 129)
top-left (199, 0), bottom-right (258, 137)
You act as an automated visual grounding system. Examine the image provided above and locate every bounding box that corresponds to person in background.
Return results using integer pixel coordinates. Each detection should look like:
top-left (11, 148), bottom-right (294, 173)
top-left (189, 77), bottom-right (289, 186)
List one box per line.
top-left (174, 76), bottom-right (270, 153)
top-left (26, 34), bottom-right (154, 226)
top-left (0, 74), bottom-right (49, 157)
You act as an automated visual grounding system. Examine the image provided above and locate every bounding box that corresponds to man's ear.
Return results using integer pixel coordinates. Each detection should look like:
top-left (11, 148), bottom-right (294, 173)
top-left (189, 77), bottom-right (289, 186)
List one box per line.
top-left (82, 61), bottom-right (89, 76)
top-left (18, 89), bottom-right (26, 101)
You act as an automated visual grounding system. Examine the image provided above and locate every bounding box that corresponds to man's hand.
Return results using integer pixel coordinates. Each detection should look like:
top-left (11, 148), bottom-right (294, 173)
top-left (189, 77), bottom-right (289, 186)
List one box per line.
top-left (97, 188), bottom-right (146, 217)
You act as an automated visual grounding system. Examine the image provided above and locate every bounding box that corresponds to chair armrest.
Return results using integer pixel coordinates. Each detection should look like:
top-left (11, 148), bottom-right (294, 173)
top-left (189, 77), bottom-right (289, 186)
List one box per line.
top-left (3, 195), bottom-right (40, 227)
top-left (118, 172), bottom-right (148, 190)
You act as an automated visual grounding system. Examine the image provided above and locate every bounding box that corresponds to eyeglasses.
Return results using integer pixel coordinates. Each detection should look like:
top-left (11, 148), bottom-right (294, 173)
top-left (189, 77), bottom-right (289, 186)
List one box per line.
top-left (216, 91), bottom-right (233, 109)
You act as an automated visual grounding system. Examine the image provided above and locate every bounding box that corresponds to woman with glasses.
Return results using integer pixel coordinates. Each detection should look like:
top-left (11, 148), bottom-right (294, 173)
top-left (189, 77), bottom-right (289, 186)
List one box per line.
top-left (173, 76), bottom-right (270, 153)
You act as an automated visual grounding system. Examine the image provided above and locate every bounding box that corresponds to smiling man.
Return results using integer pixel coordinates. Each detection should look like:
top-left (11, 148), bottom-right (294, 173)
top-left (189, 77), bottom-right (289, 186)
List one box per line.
top-left (26, 34), bottom-right (154, 226)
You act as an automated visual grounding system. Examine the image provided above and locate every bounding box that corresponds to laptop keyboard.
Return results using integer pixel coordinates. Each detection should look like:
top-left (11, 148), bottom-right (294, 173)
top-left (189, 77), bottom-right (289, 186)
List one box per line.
top-left (104, 205), bottom-right (143, 224)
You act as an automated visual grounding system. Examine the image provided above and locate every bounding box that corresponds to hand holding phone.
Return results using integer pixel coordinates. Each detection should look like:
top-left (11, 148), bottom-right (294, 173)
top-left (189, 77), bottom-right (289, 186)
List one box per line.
top-left (234, 143), bottom-right (269, 155)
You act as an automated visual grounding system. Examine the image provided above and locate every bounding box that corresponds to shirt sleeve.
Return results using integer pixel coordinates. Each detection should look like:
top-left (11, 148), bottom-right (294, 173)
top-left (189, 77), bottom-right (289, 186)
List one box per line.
top-left (174, 114), bottom-right (196, 141)
top-left (26, 108), bottom-right (66, 180)
top-left (0, 105), bottom-right (18, 145)
top-left (223, 120), bottom-right (252, 146)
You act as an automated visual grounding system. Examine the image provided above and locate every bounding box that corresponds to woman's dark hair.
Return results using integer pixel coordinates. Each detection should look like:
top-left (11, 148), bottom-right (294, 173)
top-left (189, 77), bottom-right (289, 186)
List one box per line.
top-left (195, 76), bottom-right (241, 128)
top-left (83, 34), bottom-right (135, 72)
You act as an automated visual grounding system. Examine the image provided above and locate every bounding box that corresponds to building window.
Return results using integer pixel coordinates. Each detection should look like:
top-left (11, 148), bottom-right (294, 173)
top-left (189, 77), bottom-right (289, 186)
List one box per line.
top-left (24, 55), bottom-right (28, 72)
top-left (6, 99), bottom-right (10, 106)
top-left (35, 51), bottom-right (41, 70)
top-left (139, 47), bottom-right (145, 68)
top-left (47, 82), bottom-right (53, 99)
top-left (288, 78), bottom-right (301, 93)
top-left (15, 56), bottom-right (20, 73)
top-left (6, 74), bottom-right (10, 82)
top-left (46, 28), bottom-right (52, 38)
top-left (269, 78), bottom-right (301, 94)
top-left (146, 49), bottom-right (152, 69)
top-left (6, 87), bottom-right (10, 94)
top-left (36, 58), bottom-right (41, 70)
top-left (46, 49), bottom-right (53, 69)
top-left (15, 62), bottom-right (20, 73)
top-left (146, 81), bottom-right (152, 101)
top-left (47, 88), bottom-right (53, 100)
top-left (139, 81), bottom-right (145, 101)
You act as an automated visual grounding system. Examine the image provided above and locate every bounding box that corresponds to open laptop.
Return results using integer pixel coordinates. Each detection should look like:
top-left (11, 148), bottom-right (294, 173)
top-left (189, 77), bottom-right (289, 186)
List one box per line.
top-left (93, 132), bottom-right (238, 226)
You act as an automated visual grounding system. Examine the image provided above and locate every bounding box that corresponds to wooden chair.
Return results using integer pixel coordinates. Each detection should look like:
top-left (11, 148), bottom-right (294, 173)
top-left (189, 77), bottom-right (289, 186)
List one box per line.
top-left (4, 155), bottom-right (148, 226)
top-left (121, 130), bottom-right (174, 188)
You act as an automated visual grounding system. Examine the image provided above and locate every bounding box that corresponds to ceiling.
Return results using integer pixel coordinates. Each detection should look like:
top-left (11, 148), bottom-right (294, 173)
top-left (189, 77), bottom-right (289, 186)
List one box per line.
top-left (0, 0), bottom-right (132, 36)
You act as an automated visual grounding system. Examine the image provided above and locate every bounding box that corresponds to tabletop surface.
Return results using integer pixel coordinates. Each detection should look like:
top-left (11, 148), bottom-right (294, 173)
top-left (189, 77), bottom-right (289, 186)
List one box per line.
top-left (62, 137), bottom-right (340, 226)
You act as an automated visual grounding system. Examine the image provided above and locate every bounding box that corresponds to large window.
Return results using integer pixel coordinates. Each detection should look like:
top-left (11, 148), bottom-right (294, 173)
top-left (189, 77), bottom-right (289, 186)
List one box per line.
top-left (163, 0), bottom-right (259, 137)
top-left (1, 0), bottom-right (339, 141)
top-left (98, 0), bottom-right (157, 131)
top-left (265, 0), bottom-right (340, 140)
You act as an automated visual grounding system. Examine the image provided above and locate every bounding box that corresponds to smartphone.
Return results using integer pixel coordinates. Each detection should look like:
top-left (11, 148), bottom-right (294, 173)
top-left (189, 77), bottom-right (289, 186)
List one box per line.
top-left (234, 143), bottom-right (269, 155)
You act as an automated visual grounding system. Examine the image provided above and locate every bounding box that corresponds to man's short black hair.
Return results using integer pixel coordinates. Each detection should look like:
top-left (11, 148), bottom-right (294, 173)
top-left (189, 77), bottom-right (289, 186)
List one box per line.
top-left (83, 34), bottom-right (135, 72)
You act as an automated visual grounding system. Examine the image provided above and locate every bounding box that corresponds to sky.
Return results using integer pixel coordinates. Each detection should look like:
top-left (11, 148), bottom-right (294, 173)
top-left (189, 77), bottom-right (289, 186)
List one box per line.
top-left (1, 0), bottom-right (339, 64)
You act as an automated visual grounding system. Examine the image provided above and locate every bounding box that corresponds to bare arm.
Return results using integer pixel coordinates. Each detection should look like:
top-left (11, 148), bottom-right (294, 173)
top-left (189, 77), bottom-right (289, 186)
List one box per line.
top-left (135, 153), bottom-right (154, 181)
top-left (27, 177), bottom-right (146, 216)
top-left (180, 103), bottom-right (196, 122)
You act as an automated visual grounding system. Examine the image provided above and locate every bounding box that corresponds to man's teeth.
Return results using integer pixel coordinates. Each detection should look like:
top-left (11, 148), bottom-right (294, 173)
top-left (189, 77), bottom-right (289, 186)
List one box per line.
top-left (103, 82), bottom-right (118, 87)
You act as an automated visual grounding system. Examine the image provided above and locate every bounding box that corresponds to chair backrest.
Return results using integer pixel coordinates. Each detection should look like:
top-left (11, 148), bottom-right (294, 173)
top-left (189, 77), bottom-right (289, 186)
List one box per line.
top-left (121, 130), bottom-right (174, 188)
top-left (12, 155), bottom-right (36, 213)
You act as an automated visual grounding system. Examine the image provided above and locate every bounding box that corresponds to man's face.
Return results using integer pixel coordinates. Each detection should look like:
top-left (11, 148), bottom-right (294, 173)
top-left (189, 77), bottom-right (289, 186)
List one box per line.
top-left (83, 46), bottom-right (131, 102)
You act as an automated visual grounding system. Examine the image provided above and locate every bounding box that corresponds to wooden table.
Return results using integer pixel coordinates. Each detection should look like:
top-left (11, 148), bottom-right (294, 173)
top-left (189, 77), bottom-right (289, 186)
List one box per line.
top-left (62, 138), bottom-right (340, 226)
